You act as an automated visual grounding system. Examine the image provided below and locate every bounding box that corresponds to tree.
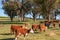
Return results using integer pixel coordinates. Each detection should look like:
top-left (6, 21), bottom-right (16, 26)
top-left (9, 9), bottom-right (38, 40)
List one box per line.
top-left (33, 0), bottom-right (57, 20)
top-left (32, 6), bottom-right (41, 22)
top-left (2, 0), bottom-right (32, 22)
top-left (19, 0), bottom-right (32, 21)
top-left (2, 1), bottom-right (17, 21)
top-left (30, 0), bottom-right (43, 22)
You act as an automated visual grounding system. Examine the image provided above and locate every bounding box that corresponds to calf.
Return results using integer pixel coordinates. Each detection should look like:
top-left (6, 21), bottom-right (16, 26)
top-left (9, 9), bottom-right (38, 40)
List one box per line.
top-left (32, 24), bottom-right (38, 31)
top-left (31, 23), bottom-right (47, 33)
top-left (15, 27), bottom-right (31, 40)
top-left (53, 22), bottom-right (56, 28)
top-left (45, 21), bottom-right (50, 29)
top-left (38, 23), bottom-right (47, 32)
top-left (10, 22), bottom-right (29, 34)
top-left (59, 20), bottom-right (60, 28)
top-left (10, 25), bottom-right (22, 34)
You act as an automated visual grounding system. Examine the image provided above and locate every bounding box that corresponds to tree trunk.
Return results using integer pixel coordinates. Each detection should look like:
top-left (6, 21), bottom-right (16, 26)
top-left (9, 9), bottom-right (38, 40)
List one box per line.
top-left (39, 15), bottom-right (40, 19)
top-left (23, 14), bottom-right (25, 21)
top-left (10, 15), bottom-right (13, 22)
top-left (21, 9), bottom-right (24, 21)
top-left (55, 13), bottom-right (56, 20)
top-left (17, 15), bottom-right (21, 22)
top-left (21, 14), bottom-right (23, 21)
top-left (44, 14), bottom-right (51, 21)
top-left (10, 11), bottom-right (13, 22)
top-left (10, 17), bottom-right (13, 22)
top-left (16, 10), bottom-right (21, 22)
top-left (48, 14), bottom-right (51, 21)
top-left (33, 13), bottom-right (36, 22)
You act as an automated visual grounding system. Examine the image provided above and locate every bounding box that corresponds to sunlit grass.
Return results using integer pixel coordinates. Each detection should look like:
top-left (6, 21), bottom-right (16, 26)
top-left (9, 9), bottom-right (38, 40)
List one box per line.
top-left (0, 17), bottom-right (60, 40)
top-left (0, 24), bottom-right (60, 40)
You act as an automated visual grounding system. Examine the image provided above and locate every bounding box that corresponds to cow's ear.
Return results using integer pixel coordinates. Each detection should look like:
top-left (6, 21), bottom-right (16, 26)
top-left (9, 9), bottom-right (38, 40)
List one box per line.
top-left (20, 26), bottom-right (23, 28)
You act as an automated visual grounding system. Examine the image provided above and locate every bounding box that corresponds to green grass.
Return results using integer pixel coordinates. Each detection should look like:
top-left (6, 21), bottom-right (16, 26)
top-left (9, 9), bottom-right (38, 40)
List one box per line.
top-left (0, 17), bottom-right (60, 40)
top-left (0, 24), bottom-right (60, 40)
top-left (0, 21), bottom-right (26, 24)
top-left (0, 17), bottom-right (45, 24)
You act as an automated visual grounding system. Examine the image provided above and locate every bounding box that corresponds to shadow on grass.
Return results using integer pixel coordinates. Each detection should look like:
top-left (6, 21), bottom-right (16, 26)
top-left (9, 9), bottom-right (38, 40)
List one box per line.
top-left (0, 38), bottom-right (14, 40)
top-left (50, 28), bottom-right (59, 30)
top-left (34, 31), bottom-right (39, 34)
top-left (0, 33), bottom-right (11, 35)
top-left (0, 21), bottom-right (25, 24)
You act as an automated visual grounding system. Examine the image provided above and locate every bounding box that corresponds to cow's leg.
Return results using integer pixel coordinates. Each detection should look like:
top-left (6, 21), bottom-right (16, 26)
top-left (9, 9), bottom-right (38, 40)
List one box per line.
top-left (59, 24), bottom-right (60, 28)
top-left (24, 37), bottom-right (25, 40)
top-left (10, 29), bottom-right (14, 35)
top-left (15, 37), bottom-right (17, 40)
top-left (43, 30), bottom-right (45, 32)
top-left (39, 28), bottom-right (42, 33)
top-left (24, 35), bottom-right (26, 40)
top-left (15, 35), bottom-right (19, 40)
top-left (24, 33), bottom-right (28, 40)
top-left (15, 33), bottom-right (21, 40)
top-left (26, 33), bottom-right (29, 40)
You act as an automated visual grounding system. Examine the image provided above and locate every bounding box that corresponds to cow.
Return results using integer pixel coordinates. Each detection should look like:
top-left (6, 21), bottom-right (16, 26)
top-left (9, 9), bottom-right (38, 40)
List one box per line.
top-left (31, 23), bottom-right (47, 33)
top-left (11, 23), bottom-right (34, 40)
top-left (10, 25), bottom-right (23, 34)
top-left (45, 21), bottom-right (50, 29)
top-left (10, 22), bottom-right (30, 34)
top-left (38, 22), bottom-right (47, 32)
top-left (59, 20), bottom-right (60, 28)
top-left (15, 26), bottom-right (33, 40)
top-left (32, 24), bottom-right (38, 31)
top-left (53, 22), bottom-right (56, 28)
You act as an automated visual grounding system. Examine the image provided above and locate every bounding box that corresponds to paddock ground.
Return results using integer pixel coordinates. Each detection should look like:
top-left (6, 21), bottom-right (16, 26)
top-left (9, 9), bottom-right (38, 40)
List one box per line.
top-left (0, 24), bottom-right (60, 40)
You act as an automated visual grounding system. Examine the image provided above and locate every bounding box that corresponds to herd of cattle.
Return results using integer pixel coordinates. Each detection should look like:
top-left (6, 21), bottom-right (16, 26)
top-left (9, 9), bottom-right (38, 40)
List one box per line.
top-left (10, 20), bottom-right (60, 40)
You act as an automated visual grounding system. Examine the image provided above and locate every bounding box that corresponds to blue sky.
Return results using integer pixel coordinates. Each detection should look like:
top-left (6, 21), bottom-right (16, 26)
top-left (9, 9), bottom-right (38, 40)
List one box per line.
top-left (0, 0), bottom-right (7, 17)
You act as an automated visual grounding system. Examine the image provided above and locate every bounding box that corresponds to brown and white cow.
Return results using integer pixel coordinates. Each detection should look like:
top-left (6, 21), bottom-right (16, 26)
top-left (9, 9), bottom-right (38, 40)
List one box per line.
top-left (32, 24), bottom-right (38, 31)
top-left (10, 22), bottom-right (30, 34)
top-left (15, 26), bottom-right (33, 40)
top-left (31, 23), bottom-right (47, 33)
top-left (11, 23), bottom-right (34, 40)
top-left (38, 23), bottom-right (47, 32)
top-left (10, 25), bottom-right (23, 34)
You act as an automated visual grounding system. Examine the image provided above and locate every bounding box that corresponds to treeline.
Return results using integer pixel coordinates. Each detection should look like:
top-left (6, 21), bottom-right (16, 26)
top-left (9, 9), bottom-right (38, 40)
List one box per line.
top-left (2, 0), bottom-right (60, 22)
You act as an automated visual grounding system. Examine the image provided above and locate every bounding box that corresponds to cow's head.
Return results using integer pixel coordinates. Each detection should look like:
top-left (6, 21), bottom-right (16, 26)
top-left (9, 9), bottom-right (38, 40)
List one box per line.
top-left (27, 28), bottom-right (34, 33)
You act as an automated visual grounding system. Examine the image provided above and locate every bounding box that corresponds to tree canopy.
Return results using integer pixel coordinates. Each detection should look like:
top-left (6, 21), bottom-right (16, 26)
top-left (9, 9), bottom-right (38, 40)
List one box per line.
top-left (2, 0), bottom-right (59, 22)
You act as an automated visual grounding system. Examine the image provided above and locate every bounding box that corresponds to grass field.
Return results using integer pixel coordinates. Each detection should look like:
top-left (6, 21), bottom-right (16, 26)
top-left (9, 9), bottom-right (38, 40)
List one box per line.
top-left (0, 17), bottom-right (60, 40)
top-left (0, 24), bottom-right (60, 40)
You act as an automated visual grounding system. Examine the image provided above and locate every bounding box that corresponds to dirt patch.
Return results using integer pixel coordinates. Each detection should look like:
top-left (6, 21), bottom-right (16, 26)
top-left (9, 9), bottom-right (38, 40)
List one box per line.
top-left (46, 31), bottom-right (57, 37)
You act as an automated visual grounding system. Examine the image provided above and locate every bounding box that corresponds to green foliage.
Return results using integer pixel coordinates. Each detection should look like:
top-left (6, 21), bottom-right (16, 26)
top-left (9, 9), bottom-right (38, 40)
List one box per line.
top-left (33, 0), bottom-right (57, 20)
top-left (22, 1), bottom-right (32, 13)
top-left (3, 1), bottom-right (17, 20)
top-left (2, 0), bottom-right (58, 21)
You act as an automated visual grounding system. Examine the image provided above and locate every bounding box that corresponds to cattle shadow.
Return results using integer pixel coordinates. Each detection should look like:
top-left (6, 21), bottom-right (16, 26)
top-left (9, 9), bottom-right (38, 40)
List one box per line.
top-left (34, 31), bottom-right (39, 34)
top-left (0, 38), bottom-right (14, 40)
top-left (0, 33), bottom-right (11, 35)
top-left (50, 28), bottom-right (59, 30)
